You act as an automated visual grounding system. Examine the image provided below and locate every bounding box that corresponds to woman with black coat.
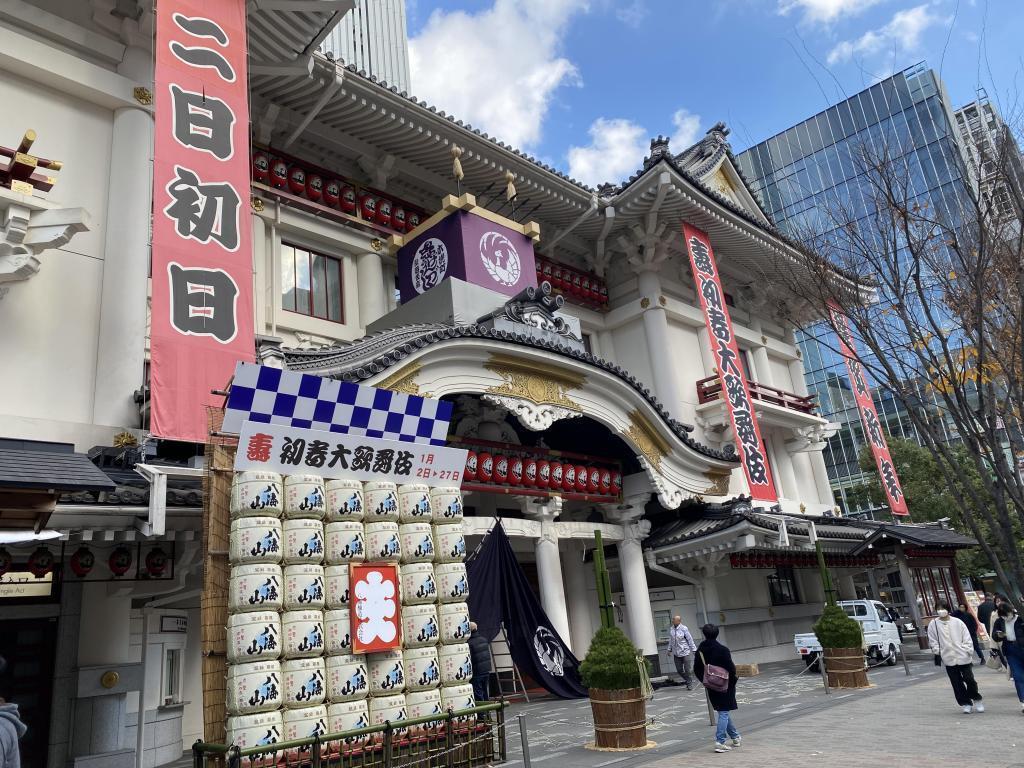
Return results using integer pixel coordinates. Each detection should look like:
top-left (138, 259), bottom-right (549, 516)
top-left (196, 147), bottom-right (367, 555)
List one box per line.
top-left (692, 624), bottom-right (740, 753)
top-left (991, 603), bottom-right (1024, 713)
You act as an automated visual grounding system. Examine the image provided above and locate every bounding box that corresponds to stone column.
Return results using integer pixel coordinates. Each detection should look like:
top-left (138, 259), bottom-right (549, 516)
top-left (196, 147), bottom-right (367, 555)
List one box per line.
top-left (895, 544), bottom-right (925, 648)
top-left (604, 496), bottom-right (658, 657)
top-left (356, 250), bottom-right (387, 328)
top-left (561, 540), bottom-right (595, 656)
top-left (838, 574), bottom-right (857, 600)
top-left (635, 267), bottom-right (684, 417)
top-left (696, 326), bottom-right (717, 380)
top-left (92, 48), bottom-right (153, 428)
top-left (524, 499), bottom-right (572, 646)
top-left (749, 320), bottom-right (773, 387)
top-left (769, 435), bottom-right (799, 500)
top-left (866, 569), bottom-right (881, 600)
top-left (809, 452), bottom-right (836, 507)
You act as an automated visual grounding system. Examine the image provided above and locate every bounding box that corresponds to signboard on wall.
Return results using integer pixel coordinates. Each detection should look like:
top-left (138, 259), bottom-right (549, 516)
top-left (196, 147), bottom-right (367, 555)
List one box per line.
top-left (150, 0), bottom-right (255, 442)
top-left (683, 222), bottom-right (779, 504)
top-left (350, 563), bottom-right (402, 654)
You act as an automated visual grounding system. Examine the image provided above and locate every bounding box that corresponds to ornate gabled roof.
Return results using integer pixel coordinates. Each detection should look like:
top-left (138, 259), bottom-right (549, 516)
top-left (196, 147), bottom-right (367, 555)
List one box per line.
top-left (275, 314), bottom-right (736, 464)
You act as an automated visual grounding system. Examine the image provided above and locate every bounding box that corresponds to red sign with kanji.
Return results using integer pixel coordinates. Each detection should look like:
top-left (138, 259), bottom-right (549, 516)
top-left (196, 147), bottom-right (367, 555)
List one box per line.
top-left (350, 563), bottom-right (402, 653)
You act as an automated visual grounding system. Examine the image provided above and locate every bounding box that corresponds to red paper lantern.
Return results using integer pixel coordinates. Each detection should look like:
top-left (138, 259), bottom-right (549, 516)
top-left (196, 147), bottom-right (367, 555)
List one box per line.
top-left (392, 206), bottom-right (406, 232)
top-left (109, 546), bottom-right (133, 577)
top-left (407, 211), bottom-right (421, 230)
top-left (523, 459), bottom-right (537, 487)
top-left (550, 462), bottom-right (564, 489)
top-left (610, 471), bottom-right (622, 496)
top-left (587, 467), bottom-right (600, 493)
top-left (493, 454), bottom-right (509, 484)
top-left (574, 464), bottom-right (588, 492)
top-left (145, 548), bottom-right (170, 578)
top-left (70, 546), bottom-right (95, 577)
top-left (340, 185), bottom-right (357, 214)
top-left (306, 173), bottom-right (323, 202)
top-left (509, 457), bottom-right (523, 486)
top-left (541, 261), bottom-right (554, 286)
top-left (252, 152), bottom-right (270, 184)
top-left (551, 265), bottom-right (566, 293)
top-left (271, 158), bottom-right (288, 189)
top-left (478, 452), bottom-right (494, 483)
top-left (464, 451), bottom-right (478, 482)
top-left (537, 460), bottom-right (550, 488)
top-left (560, 462), bottom-right (576, 492)
top-left (376, 198), bottom-right (393, 225)
top-left (598, 469), bottom-right (611, 495)
top-left (288, 166), bottom-right (306, 195)
top-left (26, 547), bottom-right (53, 578)
top-left (0, 548), bottom-right (11, 576)
top-left (359, 192), bottom-right (377, 220)
top-left (324, 179), bottom-right (341, 208)
top-left (600, 284), bottom-right (609, 307)
top-left (571, 272), bottom-right (583, 298)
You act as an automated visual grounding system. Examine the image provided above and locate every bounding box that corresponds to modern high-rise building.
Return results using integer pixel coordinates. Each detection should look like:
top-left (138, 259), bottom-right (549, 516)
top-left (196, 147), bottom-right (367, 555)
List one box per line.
top-left (322, 0), bottom-right (412, 92)
top-left (735, 63), bottom-right (973, 517)
top-left (954, 89), bottom-right (1024, 221)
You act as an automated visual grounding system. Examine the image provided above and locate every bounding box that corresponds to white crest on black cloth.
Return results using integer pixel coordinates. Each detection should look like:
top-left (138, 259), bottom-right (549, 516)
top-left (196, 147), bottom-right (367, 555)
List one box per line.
top-left (533, 627), bottom-right (565, 676)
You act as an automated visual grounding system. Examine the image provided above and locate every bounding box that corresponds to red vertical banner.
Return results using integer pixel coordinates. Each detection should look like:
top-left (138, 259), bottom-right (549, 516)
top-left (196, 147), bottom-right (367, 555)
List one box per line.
top-left (827, 302), bottom-right (909, 515)
top-left (683, 223), bottom-right (778, 504)
top-left (151, 1), bottom-right (255, 442)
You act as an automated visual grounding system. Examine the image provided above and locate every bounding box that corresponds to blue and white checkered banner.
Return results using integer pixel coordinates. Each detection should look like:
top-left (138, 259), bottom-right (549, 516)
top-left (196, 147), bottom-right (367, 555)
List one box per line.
top-left (222, 362), bottom-right (453, 446)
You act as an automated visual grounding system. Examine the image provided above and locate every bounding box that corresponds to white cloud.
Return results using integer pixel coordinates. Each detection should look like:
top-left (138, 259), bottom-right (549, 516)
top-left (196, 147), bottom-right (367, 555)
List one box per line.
top-left (778, 0), bottom-right (882, 25)
top-left (827, 5), bottom-right (948, 65)
top-left (615, 0), bottom-right (648, 27)
top-left (567, 118), bottom-right (648, 187)
top-left (670, 109), bottom-right (702, 151)
top-left (408, 0), bottom-right (588, 150)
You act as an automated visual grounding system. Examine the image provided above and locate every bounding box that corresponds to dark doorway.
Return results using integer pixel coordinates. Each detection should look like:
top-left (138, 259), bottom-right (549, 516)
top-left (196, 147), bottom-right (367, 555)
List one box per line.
top-left (0, 617), bottom-right (58, 768)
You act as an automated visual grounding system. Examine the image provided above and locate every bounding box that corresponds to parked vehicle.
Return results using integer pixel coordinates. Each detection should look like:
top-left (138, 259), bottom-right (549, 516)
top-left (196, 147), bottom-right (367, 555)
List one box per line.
top-left (794, 600), bottom-right (902, 671)
top-left (882, 604), bottom-right (917, 640)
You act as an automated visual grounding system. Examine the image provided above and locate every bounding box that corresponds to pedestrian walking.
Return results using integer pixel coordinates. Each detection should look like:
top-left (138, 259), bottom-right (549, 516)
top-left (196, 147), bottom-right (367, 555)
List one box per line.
top-left (667, 615), bottom-right (697, 690)
top-left (991, 602), bottom-right (1024, 714)
top-left (693, 623), bottom-right (740, 753)
top-left (467, 622), bottom-right (492, 702)
top-left (0, 657), bottom-right (27, 768)
top-left (927, 601), bottom-right (984, 714)
top-left (976, 593), bottom-right (996, 633)
top-left (951, 602), bottom-right (985, 664)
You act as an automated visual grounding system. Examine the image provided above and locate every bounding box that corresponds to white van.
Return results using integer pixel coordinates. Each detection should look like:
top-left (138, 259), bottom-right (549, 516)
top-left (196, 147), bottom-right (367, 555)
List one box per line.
top-left (794, 600), bottom-right (903, 669)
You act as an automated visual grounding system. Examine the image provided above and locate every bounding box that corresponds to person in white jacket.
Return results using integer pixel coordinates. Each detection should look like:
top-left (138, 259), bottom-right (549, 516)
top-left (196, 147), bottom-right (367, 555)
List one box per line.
top-left (927, 600), bottom-right (985, 714)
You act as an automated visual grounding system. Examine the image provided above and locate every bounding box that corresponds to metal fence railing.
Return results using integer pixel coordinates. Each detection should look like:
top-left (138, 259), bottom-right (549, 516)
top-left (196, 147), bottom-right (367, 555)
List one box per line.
top-left (192, 703), bottom-right (507, 768)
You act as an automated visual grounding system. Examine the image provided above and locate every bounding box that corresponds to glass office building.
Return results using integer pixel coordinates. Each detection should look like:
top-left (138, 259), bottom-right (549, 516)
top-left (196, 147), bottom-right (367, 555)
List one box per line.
top-left (735, 63), bottom-right (970, 517)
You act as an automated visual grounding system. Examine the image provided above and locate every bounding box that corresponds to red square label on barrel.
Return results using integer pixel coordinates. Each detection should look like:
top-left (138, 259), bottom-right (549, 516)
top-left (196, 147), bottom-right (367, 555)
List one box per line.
top-left (350, 563), bottom-right (402, 653)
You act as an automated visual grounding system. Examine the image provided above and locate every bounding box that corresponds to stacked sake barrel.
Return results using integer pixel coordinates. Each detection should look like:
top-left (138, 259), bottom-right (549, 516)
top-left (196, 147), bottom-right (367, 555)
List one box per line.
top-left (224, 471), bottom-right (473, 755)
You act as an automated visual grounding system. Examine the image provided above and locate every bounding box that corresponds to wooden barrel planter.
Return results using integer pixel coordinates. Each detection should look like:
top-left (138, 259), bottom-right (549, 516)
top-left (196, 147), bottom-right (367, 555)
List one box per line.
top-left (588, 688), bottom-right (647, 749)
top-left (823, 647), bottom-right (869, 688)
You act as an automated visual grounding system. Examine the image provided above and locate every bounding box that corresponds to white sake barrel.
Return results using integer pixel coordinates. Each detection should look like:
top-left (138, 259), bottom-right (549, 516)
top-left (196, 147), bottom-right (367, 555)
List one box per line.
top-left (368, 650), bottom-right (406, 694)
top-left (282, 705), bottom-right (328, 759)
top-left (227, 611), bottom-right (281, 663)
top-left (229, 564), bottom-right (283, 613)
top-left (229, 517), bottom-right (282, 564)
top-left (429, 487), bottom-right (464, 522)
top-left (283, 564), bottom-right (325, 611)
top-left (226, 659), bottom-right (282, 715)
top-left (368, 693), bottom-right (408, 730)
top-left (364, 481), bottom-right (399, 521)
top-left (404, 647), bottom-right (441, 691)
top-left (402, 604), bottom-right (439, 648)
top-left (282, 519), bottom-right (324, 565)
top-left (326, 479), bottom-right (364, 522)
top-left (438, 643), bottom-right (472, 685)
top-left (405, 689), bottom-right (443, 736)
top-left (282, 657), bottom-right (326, 709)
top-left (325, 565), bottom-right (350, 609)
top-left (326, 654), bottom-right (369, 702)
top-left (226, 710), bottom-right (282, 756)
top-left (440, 684), bottom-right (475, 718)
top-left (365, 522), bottom-right (401, 561)
top-left (438, 602), bottom-right (471, 645)
top-left (325, 521), bottom-right (365, 564)
top-left (284, 474), bottom-right (326, 518)
top-left (281, 610), bottom-right (325, 659)
top-left (433, 523), bottom-right (465, 563)
top-left (399, 563), bottom-right (436, 605)
top-left (397, 484), bottom-right (432, 522)
top-left (398, 523), bottom-right (434, 564)
top-left (435, 563), bottom-right (469, 603)
top-left (325, 608), bottom-right (352, 655)
top-left (230, 471), bottom-right (283, 518)
top-left (327, 700), bottom-right (370, 745)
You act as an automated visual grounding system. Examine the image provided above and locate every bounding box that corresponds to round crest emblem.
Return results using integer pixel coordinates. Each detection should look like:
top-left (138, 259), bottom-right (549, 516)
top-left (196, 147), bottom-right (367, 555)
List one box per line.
top-left (533, 626), bottom-right (565, 677)
top-left (479, 231), bottom-right (521, 287)
top-left (411, 237), bottom-right (449, 294)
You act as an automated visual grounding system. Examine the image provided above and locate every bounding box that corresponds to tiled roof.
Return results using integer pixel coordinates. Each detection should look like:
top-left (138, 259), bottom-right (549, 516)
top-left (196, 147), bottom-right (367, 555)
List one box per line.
top-left (848, 521), bottom-right (976, 552)
top-left (0, 448), bottom-right (116, 492)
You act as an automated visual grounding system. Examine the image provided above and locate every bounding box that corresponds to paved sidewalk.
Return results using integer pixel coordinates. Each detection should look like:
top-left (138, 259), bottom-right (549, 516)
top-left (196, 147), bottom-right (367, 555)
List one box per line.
top-left (646, 672), bottom-right (1024, 767)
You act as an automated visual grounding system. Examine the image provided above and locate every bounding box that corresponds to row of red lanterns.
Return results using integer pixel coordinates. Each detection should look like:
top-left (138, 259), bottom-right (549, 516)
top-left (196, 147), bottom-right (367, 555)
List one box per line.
top-left (252, 151), bottom-right (423, 234)
top-left (535, 256), bottom-right (609, 310)
top-left (729, 552), bottom-right (880, 569)
top-left (0, 546), bottom-right (169, 579)
top-left (464, 450), bottom-right (622, 496)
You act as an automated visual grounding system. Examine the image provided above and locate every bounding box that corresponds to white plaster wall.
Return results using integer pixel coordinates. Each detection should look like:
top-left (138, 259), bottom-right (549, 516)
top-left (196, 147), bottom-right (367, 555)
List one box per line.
top-left (609, 319), bottom-right (654, 394)
top-left (664, 319), bottom-right (706, 423)
top-left (79, 583), bottom-right (132, 666)
top-left (768, 355), bottom-right (795, 391)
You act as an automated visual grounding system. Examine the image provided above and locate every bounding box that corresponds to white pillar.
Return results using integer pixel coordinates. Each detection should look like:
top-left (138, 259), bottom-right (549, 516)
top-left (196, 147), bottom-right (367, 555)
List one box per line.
top-left (252, 214), bottom-right (268, 333)
top-left (788, 358), bottom-right (810, 397)
top-left (524, 499), bottom-right (572, 646)
top-left (92, 92), bottom-right (153, 428)
top-left (604, 496), bottom-right (658, 656)
top-left (838, 574), bottom-right (857, 600)
top-left (749, 320), bottom-right (773, 387)
top-left (356, 251), bottom-right (387, 328)
top-left (810, 452), bottom-right (836, 507)
top-left (636, 267), bottom-right (684, 417)
top-left (769, 436), bottom-right (799, 500)
top-left (562, 540), bottom-right (595, 656)
top-left (696, 326), bottom-right (717, 380)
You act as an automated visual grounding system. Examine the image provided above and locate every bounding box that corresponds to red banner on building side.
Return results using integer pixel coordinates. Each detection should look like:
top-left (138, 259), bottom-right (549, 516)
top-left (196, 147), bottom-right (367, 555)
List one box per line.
top-left (827, 303), bottom-right (908, 515)
top-left (683, 223), bottom-right (778, 503)
top-left (150, 1), bottom-right (254, 442)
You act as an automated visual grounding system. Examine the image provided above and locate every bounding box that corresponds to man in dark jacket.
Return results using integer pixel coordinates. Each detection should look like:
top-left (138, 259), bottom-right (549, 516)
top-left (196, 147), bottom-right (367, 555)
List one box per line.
top-left (976, 594), bottom-right (996, 634)
top-left (467, 622), bottom-right (492, 702)
top-left (693, 624), bottom-right (740, 753)
top-left (952, 603), bottom-right (985, 664)
top-left (991, 604), bottom-right (1024, 712)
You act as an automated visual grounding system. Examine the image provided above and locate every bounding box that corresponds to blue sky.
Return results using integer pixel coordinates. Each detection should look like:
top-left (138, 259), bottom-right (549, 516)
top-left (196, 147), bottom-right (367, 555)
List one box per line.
top-left (405, 0), bottom-right (1024, 187)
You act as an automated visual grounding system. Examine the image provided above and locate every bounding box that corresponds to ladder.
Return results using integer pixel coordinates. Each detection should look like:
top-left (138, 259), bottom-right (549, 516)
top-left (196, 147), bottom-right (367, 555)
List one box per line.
top-left (490, 623), bottom-right (529, 702)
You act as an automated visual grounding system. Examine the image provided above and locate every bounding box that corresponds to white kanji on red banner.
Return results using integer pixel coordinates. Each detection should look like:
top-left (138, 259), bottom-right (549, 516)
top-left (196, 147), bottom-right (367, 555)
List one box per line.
top-left (350, 564), bottom-right (401, 653)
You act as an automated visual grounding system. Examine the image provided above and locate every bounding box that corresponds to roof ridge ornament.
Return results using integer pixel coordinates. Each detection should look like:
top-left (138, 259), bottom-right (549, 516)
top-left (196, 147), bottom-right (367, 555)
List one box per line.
top-left (643, 135), bottom-right (672, 170)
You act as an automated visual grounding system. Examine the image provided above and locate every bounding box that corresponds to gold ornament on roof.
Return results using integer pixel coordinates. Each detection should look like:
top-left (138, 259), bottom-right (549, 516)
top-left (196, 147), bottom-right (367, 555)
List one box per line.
top-left (450, 146), bottom-right (464, 181)
top-left (484, 355), bottom-right (583, 409)
top-left (113, 431), bottom-right (139, 447)
top-left (624, 410), bottom-right (669, 471)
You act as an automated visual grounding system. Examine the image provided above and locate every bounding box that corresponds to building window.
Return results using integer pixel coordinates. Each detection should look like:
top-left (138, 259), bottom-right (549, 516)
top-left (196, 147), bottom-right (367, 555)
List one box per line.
top-left (281, 243), bottom-right (344, 322)
top-left (581, 333), bottom-right (593, 354)
top-left (163, 647), bottom-right (183, 705)
top-left (768, 566), bottom-right (800, 606)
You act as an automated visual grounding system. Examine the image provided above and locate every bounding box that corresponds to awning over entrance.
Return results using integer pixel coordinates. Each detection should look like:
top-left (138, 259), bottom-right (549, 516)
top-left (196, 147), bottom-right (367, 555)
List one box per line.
top-left (848, 522), bottom-right (976, 555)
